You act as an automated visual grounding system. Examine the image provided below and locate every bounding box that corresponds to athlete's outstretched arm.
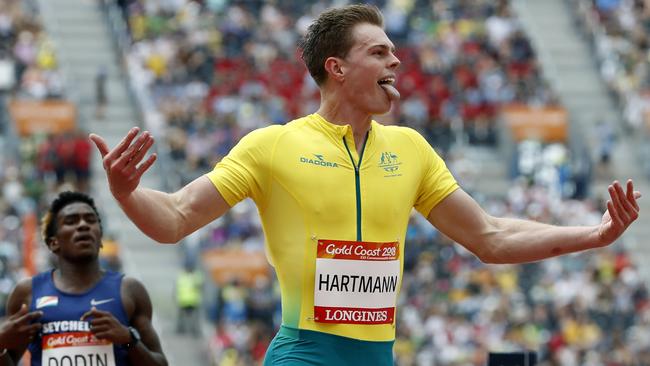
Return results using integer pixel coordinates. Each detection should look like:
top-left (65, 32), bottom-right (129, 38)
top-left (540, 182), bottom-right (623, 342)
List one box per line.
top-left (90, 128), bottom-right (231, 244)
top-left (427, 180), bottom-right (641, 264)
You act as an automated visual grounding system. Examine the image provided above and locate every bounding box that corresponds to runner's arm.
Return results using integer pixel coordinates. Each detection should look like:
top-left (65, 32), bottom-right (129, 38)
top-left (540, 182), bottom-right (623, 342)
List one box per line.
top-left (427, 182), bottom-right (640, 264)
top-left (90, 129), bottom-right (230, 244)
top-left (116, 176), bottom-right (230, 244)
top-left (123, 278), bottom-right (168, 366)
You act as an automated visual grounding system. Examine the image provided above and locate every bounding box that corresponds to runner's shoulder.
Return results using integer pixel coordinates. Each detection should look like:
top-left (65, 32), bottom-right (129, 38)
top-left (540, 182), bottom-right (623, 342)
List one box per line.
top-left (241, 117), bottom-right (312, 145)
top-left (6, 277), bottom-right (33, 314)
top-left (240, 122), bottom-right (291, 144)
top-left (375, 122), bottom-right (422, 137)
top-left (372, 121), bottom-right (429, 146)
top-left (121, 275), bottom-right (148, 295)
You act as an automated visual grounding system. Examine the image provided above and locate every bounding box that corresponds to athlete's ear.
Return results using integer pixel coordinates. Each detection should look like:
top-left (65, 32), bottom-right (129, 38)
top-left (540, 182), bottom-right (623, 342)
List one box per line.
top-left (324, 56), bottom-right (345, 83)
top-left (46, 238), bottom-right (59, 253)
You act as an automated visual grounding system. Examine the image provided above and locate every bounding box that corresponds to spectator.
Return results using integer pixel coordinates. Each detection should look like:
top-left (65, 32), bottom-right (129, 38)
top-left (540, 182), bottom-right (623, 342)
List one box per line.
top-left (175, 262), bottom-right (204, 337)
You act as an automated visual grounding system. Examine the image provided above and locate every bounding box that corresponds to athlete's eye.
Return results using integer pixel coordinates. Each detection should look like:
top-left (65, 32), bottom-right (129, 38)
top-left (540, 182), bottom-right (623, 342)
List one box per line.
top-left (84, 214), bottom-right (98, 223)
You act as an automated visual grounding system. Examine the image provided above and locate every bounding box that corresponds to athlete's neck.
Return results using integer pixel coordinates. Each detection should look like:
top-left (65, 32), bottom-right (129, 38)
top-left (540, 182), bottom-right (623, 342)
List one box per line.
top-left (317, 99), bottom-right (371, 154)
top-left (53, 261), bottom-right (104, 294)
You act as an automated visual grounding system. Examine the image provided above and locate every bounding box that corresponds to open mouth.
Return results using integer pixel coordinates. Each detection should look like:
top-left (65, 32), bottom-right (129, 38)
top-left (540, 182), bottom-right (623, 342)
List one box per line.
top-left (378, 77), bottom-right (400, 101)
top-left (378, 76), bottom-right (395, 86)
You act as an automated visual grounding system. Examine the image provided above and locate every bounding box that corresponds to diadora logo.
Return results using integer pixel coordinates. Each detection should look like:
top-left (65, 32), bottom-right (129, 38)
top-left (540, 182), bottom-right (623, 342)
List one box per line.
top-left (379, 152), bottom-right (401, 177)
top-left (300, 154), bottom-right (339, 168)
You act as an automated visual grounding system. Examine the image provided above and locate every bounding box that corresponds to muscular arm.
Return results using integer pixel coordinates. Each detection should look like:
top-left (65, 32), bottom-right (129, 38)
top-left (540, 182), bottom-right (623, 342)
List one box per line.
top-left (122, 277), bottom-right (167, 366)
top-left (117, 176), bottom-right (230, 244)
top-left (427, 182), bottom-right (640, 264)
top-left (90, 129), bottom-right (231, 244)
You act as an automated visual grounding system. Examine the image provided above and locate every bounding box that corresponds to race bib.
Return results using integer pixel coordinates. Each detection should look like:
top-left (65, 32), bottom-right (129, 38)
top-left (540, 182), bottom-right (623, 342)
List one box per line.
top-left (314, 239), bottom-right (400, 325)
top-left (42, 332), bottom-right (116, 366)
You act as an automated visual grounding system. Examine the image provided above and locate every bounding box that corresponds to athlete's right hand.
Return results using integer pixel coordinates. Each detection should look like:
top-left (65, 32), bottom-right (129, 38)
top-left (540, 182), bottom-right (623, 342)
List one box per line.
top-left (90, 127), bottom-right (157, 201)
top-left (0, 304), bottom-right (42, 349)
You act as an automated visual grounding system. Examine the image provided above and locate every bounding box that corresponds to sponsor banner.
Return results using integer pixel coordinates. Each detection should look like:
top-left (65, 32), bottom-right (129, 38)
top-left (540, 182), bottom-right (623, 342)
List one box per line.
top-left (202, 248), bottom-right (270, 286)
top-left (8, 99), bottom-right (76, 136)
top-left (314, 306), bottom-right (395, 324)
top-left (317, 240), bottom-right (399, 261)
top-left (501, 104), bottom-right (568, 143)
top-left (43, 332), bottom-right (110, 349)
top-left (314, 259), bottom-right (400, 308)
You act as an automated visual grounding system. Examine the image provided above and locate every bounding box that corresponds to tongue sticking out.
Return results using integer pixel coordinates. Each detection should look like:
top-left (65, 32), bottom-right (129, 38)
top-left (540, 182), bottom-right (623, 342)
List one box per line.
top-left (380, 83), bottom-right (401, 101)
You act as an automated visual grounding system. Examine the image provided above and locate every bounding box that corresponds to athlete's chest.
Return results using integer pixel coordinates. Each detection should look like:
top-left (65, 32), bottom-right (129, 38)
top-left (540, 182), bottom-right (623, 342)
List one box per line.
top-left (280, 136), bottom-right (415, 184)
top-left (35, 292), bottom-right (121, 321)
top-left (31, 276), bottom-right (127, 328)
top-left (31, 291), bottom-right (125, 366)
top-left (271, 133), bottom-right (421, 230)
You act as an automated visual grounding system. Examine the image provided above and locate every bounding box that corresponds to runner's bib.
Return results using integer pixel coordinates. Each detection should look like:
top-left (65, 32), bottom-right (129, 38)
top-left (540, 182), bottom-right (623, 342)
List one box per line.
top-left (314, 240), bottom-right (400, 325)
top-left (42, 331), bottom-right (116, 366)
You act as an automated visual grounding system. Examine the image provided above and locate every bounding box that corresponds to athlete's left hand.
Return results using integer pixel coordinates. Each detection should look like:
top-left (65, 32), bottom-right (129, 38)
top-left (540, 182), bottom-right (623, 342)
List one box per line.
top-left (81, 307), bottom-right (131, 345)
top-left (598, 179), bottom-right (641, 246)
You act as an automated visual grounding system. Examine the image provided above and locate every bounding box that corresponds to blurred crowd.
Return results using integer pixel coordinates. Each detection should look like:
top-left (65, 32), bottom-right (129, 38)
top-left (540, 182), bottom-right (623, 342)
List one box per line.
top-left (568, 0), bottom-right (650, 179)
top-left (0, 0), bottom-right (63, 98)
top-left (569, 0), bottom-right (650, 131)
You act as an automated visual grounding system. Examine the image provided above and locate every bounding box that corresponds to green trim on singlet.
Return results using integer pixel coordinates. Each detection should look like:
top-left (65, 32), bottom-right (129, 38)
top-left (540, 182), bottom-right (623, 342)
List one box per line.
top-left (343, 131), bottom-right (369, 241)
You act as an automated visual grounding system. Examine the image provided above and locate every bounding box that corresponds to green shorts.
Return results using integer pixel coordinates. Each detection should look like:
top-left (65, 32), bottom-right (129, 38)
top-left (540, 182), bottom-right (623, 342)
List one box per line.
top-left (263, 325), bottom-right (394, 366)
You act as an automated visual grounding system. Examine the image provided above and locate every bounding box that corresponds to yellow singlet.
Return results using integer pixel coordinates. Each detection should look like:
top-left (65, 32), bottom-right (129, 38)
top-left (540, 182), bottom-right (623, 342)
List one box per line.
top-left (207, 113), bottom-right (458, 341)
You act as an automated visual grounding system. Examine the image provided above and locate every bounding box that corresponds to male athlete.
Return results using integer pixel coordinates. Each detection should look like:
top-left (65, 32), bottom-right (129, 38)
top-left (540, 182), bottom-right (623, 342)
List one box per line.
top-left (88, 4), bottom-right (641, 365)
top-left (0, 191), bottom-right (167, 366)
